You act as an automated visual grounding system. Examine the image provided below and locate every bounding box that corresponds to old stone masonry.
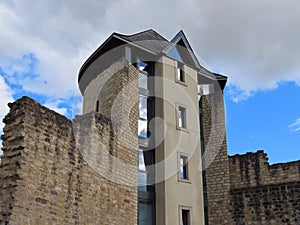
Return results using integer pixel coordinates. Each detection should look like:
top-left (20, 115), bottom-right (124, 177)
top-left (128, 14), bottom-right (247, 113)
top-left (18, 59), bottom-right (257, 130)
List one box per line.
top-left (0, 96), bottom-right (299, 225)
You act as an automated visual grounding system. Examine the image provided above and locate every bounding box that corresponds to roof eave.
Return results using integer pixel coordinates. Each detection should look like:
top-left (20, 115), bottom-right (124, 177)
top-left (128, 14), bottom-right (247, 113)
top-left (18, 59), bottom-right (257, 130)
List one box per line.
top-left (78, 33), bottom-right (160, 83)
top-left (78, 33), bottom-right (117, 83)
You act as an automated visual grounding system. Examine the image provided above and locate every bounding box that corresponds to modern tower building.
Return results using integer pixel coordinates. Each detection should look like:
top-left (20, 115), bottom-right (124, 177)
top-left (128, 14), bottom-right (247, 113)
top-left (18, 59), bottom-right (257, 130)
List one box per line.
top-left (78, 29), bottom-right (229, 225)
top-left (1, 29), bottom-right (299, 225)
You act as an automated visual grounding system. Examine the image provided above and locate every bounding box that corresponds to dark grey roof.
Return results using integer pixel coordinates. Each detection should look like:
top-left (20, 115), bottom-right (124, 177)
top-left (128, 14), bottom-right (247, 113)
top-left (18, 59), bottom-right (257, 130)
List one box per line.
top-left (78, 29), bottom-right (228, 92)
top-left (115, 29), bottom-right (169, 54)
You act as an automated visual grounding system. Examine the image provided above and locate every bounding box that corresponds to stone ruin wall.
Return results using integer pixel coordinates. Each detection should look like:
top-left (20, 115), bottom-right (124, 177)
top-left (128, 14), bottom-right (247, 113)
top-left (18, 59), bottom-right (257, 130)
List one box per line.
top-left (0, 60), bottom-right (139, 225)
top-left (201, 87), bottom-right (300, 225)
top-left (0, 97), bottom-right (138, 225)
top-left (0, 59), bottom-right (299, 225)
top-left (201, 92), bottom-right (233, 225)
top-left (229, 151), bottom-right (300, 225)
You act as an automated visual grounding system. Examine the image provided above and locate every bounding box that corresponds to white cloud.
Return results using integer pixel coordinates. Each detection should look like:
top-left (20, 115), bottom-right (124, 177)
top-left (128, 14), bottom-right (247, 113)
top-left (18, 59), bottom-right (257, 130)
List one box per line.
top-left (0, 75), bottom-right (14, 155)
top-left (0, 0), bottom-right (300, 106)
top-left (226, 84), bottom-right (253, 103)
top-left (43, 98), bottom-right (68, 116)
top-left (289, 118), bottom-right (300, 132)
top-left (71, 95), bottom-right (83, 118)
top-left (43, 94), bottom-right (83, 118)
top-left (0, 0), bottom-right (116, 98)
top-left (0, 75), bottom-right (14, 129)
top-left (107, 0), bottom-right (300, 100)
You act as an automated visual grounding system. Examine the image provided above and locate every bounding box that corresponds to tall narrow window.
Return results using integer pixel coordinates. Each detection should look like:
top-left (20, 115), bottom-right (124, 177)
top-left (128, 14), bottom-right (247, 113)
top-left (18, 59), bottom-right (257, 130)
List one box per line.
top-left (138, 149), bottom-right (147, 190)
top-left (95, 100), bottom-right (99, 113)
top-left (179, 155), bottom-right (189, 180)
top-left (139, 95), bottom-right (147, 138)
top-left (139, 96), bottom-right (147, 120)
top-left (138, 201), bottom-right (153, 225)
top-left (178, 106), bottom-right (187, 129)
top-left (139, 72), bottom-right (148, 90)
top-left (139, 61), bottom-right (148, 90)
top-left (182, 209), bottom-right (191, 225)
top-left (176, 64), bottom-right (185, 83)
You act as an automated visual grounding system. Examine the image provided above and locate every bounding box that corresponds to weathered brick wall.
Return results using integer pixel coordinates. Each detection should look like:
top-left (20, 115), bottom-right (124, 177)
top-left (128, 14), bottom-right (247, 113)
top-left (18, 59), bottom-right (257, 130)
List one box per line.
top-left (229, 151), bottom-right (300, 225)
top-left (0, 96), bottom-right (138, 224)
top-left (201, 88), bottom-right (300, 225)
top-left (82, 58), bottom-right (137, 117)
top-left (201, 90), bottom-right (233, 225)
top-left (229, 151), bottom-right (300, 189)
top-left (230, 182), bottom-right (300, 225)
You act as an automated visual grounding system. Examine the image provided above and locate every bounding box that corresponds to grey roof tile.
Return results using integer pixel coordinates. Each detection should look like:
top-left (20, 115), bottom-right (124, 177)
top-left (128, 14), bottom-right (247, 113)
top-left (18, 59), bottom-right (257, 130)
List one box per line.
top-left (114, 29), bottom-right (169, 54)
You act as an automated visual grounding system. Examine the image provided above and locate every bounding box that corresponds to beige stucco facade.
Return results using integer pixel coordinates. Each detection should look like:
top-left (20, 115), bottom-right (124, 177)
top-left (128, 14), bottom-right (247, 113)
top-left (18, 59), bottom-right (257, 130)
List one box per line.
top-left (155, 56), bottom-right (205, 225)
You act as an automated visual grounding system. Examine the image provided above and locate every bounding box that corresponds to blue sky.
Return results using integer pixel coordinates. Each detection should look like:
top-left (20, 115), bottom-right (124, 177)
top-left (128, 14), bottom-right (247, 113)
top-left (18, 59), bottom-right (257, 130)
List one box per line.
top-left (0, 0), bottom-right (299, 164)
top-left (225, 82), bottom-right (300, 163)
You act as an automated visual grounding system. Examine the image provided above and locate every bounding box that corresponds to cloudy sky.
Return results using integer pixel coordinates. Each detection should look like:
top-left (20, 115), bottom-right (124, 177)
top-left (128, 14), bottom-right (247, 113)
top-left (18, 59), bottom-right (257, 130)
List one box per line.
top-left (0, 0), bottom-right (299, 163)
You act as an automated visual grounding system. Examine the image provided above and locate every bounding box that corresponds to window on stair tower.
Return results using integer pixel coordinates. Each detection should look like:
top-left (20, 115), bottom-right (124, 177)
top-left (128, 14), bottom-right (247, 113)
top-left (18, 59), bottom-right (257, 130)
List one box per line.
top-left (177, 104), bottom-right (187, 129)
top-left (179, 206), bottom-right (192, 225)
top-left (179, 154), bottom-right (189, 181)
top-left (138, 95), bottom-right (147, 138)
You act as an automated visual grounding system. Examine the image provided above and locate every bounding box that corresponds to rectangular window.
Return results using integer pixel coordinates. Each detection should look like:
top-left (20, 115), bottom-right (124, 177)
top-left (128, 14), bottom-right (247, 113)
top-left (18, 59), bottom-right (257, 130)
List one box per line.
top-left (138, 149), bottom-right (147, 190)
top-left (139, 96), bottom-right (147, 120)
top-left (138, 120), bottom-right (147, 138)
top-left (139, 61), bottom-right (148, 90)
top-left (177, 67), bottom-right (184, 82)
top-left (181, 209), bottom-right (190, 225)
top-left (176, 64), bottom-right (185, 83)
top-left (139, 201), bottom-right (153, 225)
top-left (95, 100), bottom-right (99, 113)
top-left (178, 106), bottom-right (187, 129)
top-left (139, 72), bottom-right (148, 89)
top-left (139, 95), bottom-right (147, 138)
top-left (139, 149), bottom-right (146, 172)
top-left (179, 155), bottom-right (189, 180)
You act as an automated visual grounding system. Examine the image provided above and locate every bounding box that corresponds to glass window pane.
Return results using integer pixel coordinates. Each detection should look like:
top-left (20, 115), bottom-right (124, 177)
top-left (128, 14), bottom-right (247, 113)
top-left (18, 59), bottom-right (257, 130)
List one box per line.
top-left (180, 159), bottom-right (184, 179)
top-left (177, 66), bottom-right (185, 82)
top-left (177, 68), bottom-right (182, 81)
top-left (182, 209), bottom-right (190, 225)
top-left (139, 150), bottom-right (147, 190)
top-left (180, 155), bottom-right (188, 180)
top-left (138, 172), bottom-right (147, 191)
top-left (178, 110), bottom-right (183, 127)
top-left (139, 72), bottom-right (147, 89)
top-left (139, 96), bottom-right (147, 120)
top-left (178, 106), bottom-right (186, 128)
top-left (138, 120), bottom-right (147, 138)
top-left (139, 150), bottom-right (146, 171)
top-left (168, 47), bottom-right (183, 62)
top-left (139, 202), bottom-right (153, 225)
top-left (180, 157), bottom-right (184, 174)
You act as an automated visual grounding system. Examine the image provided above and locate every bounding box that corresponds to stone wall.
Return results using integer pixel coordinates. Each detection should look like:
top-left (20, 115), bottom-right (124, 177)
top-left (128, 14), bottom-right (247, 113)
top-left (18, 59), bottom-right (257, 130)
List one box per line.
top-left (229, 151), bottom-right (300, 188)
top-left (0, 96), bottom-right (138, 224)
top-left (201, 90), bottom-right (233, 225)
top-left (1, 60), bottom-right (299, 225)
top-left (201, 86), bottom-right (300, 225)
top-left (229, 151), bottom-right (300, 225)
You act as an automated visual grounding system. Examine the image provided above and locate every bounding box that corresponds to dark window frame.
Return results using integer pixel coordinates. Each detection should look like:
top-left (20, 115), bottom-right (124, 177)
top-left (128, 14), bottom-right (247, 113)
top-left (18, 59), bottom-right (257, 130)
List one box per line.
top-left (179, 206), bottom-right (192, 225)
top-left (175, 63), bottom-right (187, 86)
top-left (178, 152), bottom-right (191, 183)
top-left (176, 103), bottom-right (188, 131)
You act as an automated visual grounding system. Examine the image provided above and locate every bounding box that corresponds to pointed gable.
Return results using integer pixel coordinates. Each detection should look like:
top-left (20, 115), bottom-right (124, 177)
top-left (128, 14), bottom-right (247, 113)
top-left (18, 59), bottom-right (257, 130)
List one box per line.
top-left (163, 30), bottom-right (201, 69)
